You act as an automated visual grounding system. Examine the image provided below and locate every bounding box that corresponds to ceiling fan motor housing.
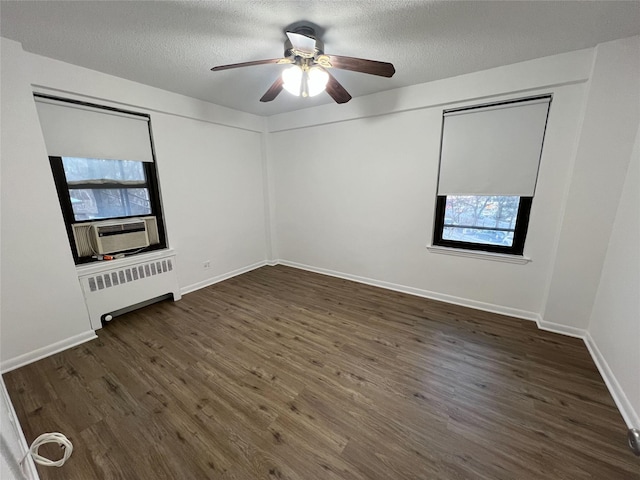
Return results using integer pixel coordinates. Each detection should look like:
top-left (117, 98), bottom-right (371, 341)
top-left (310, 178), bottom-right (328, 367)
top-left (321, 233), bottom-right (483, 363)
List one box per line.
top-left (284, 26), bottom-right (324, 58)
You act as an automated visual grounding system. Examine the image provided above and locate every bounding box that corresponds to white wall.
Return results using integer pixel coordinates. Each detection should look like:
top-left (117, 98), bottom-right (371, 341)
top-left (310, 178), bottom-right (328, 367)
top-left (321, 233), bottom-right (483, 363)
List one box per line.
top-left (544, 36), bottom-right (640, 330)
top-left (588, 124), bottom-right (640, 428)
top-left (0, 38), bottom-right (267, 369)
top-left (1, 38), bottom-right (94, 367)
top-left (151, 113), bottom-right (267, 291)
top-left (269, 51), bottom-right (590, 319)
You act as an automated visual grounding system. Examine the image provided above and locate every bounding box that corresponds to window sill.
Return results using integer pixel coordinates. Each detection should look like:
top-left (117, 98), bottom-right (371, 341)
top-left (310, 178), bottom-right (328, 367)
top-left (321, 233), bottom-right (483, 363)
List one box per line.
top-left (426, 245), bottom-right (531, 264)
top-left (76, 248), bottom-right (176, 276)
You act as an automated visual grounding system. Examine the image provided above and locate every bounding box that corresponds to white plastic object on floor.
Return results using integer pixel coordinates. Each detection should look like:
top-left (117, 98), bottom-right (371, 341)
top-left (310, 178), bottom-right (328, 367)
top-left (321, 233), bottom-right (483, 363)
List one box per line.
top-left (21, 432), bottom-right (73, 468)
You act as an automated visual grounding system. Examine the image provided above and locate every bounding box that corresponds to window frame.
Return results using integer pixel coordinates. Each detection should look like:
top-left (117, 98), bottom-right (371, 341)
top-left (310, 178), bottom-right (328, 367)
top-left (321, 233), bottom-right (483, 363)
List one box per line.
top-left (50, 155), bottom-right (167, 264)
top-left (432, 195), bottom-right (532, 255)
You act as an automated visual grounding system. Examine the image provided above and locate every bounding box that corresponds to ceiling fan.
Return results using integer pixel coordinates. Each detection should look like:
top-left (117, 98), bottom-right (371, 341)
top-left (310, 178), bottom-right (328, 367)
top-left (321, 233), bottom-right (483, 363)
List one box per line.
top-left (211, 26), bottom-right (395, 104)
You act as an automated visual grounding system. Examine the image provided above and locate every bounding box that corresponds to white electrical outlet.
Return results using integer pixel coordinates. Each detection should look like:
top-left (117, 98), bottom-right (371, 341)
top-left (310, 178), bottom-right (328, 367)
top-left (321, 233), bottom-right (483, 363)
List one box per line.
top-left (203, 260), bottom-right (211, 269)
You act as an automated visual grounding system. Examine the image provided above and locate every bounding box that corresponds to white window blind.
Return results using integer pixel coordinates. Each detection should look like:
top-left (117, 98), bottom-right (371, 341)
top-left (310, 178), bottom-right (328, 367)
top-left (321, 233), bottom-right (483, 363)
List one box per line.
top-left (34, 97), bottom-right (153, 163)
top-left (437, 97), bottom-right (551, 196)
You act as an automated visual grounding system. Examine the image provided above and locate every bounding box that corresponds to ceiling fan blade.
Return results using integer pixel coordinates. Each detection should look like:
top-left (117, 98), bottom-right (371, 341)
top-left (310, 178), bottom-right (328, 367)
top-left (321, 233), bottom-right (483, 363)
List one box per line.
top-left (327, 55), bottom-right (396, 77)
top-left (325, 73), bottom-right (352, 104)
top-left (211, 58), bottom-right (286, 72)
top-left (286, 31), bottom-right (316, 55)
top-left (260, 76), bottom-right (284, 102)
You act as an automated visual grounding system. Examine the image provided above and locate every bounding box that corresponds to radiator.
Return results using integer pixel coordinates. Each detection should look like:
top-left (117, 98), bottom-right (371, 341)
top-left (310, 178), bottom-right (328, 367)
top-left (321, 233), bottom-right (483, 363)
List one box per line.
top-left (77, 249), bottom-right (181, 330)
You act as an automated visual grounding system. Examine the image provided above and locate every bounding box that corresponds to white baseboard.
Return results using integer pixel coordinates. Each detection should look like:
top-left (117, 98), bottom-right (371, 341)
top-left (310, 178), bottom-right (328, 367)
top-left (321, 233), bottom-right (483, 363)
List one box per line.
top-left (536, 319), bottom-right (587, 339)
top-left (1, 330), bottom-right (97, 374)
top-left (0, 377), bottom-right (39, 479)
top-left (276, 260), bottom-right (541, 323)
top-left (584, 333), bottom-right (639, 429)
top-left (180, 261), bottom-right (267, 295)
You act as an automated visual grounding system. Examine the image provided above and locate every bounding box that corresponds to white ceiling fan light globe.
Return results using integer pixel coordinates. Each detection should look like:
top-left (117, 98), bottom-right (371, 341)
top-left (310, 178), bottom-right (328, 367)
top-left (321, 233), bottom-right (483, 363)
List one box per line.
top-left (282, 65), bottom-right (303, 96)
top-left (307, 67), bottom-right (329, 97)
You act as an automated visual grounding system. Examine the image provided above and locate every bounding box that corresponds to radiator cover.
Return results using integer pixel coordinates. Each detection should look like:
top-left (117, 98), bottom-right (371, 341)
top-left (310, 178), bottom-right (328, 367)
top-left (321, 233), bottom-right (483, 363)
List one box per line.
top-left (77, 249), bottom-right (181, 330)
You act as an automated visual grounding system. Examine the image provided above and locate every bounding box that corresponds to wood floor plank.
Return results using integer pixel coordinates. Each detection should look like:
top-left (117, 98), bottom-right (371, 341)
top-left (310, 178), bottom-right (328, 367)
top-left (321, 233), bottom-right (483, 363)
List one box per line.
top-left (4, 265), bottom-right (638, 479)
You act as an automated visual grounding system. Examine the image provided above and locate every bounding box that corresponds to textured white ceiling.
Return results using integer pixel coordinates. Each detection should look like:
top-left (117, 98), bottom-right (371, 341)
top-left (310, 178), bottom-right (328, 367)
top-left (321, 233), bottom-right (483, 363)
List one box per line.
top-left (1, 1), bottom-right (639, 116)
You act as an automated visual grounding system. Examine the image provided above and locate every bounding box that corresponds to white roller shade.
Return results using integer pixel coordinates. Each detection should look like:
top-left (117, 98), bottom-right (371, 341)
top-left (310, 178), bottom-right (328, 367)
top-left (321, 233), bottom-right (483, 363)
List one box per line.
top-left (437, 97), bottom-right (551, 196)
top-left (34, 97), bottom-right (153, 162)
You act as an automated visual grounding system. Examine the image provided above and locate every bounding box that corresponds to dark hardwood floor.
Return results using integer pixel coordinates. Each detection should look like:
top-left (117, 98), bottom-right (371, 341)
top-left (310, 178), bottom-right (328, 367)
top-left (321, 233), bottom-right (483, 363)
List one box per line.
top-left (4, 265), bottom-right (638, 479)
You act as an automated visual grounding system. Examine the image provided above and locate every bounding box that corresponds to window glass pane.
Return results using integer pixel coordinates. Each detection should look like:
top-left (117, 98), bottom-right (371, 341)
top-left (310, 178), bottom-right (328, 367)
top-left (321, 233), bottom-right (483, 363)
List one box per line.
top-left (443, 227), bottom-right (514, 246)
top-left (70, 188), bottom-right (151, 221)
top-left (62, 157), bottom-right (146, 183)
top-left (442, 195), bottom-right (519, 246)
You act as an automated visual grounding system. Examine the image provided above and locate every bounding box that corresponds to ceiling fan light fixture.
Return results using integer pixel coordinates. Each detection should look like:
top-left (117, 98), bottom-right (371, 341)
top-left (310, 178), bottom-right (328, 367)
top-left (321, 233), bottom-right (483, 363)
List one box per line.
top-left (281, 64), bottom-right (329, 98)
top-left (282, 65), bottom-right (303, 96)
top-left (307, 67), bottom-right (329, 97)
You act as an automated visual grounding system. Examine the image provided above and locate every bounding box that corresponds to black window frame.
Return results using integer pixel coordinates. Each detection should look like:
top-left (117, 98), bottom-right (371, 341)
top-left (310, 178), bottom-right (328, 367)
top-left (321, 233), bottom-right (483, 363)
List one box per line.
top-left (433, 195), bottom-right (532, 255)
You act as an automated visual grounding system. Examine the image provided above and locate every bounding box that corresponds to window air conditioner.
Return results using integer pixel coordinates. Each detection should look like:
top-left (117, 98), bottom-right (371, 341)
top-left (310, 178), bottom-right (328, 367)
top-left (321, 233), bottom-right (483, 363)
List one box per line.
top-left (89, 218), bottom-right (150, 255)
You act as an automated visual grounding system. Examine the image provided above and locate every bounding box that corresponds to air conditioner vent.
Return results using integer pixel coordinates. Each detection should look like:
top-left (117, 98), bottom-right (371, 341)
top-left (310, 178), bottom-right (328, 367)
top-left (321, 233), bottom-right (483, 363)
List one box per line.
top-left (98, 221), bottom-right (145, 235)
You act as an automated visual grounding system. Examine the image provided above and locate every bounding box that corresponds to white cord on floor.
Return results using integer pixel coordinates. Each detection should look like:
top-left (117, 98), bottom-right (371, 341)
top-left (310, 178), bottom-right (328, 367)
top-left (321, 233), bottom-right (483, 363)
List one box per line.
top-left (20, 432), bottom-right (73, 468)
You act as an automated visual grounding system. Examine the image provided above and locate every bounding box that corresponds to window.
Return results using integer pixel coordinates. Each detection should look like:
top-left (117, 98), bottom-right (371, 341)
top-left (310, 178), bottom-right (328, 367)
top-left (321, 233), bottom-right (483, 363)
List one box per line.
top-left (433, 195), bottom-right (532, 255)
top-left (433, 96), bottom-right (551, 256)
top-left (50, 156), bottom-right (164, 225)
top-left (50, 156), bottom-right (165, 263)
top-left (35, 94), bottom-right (166, 263)
top-left (57, 157), bottom-right (152, 221)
